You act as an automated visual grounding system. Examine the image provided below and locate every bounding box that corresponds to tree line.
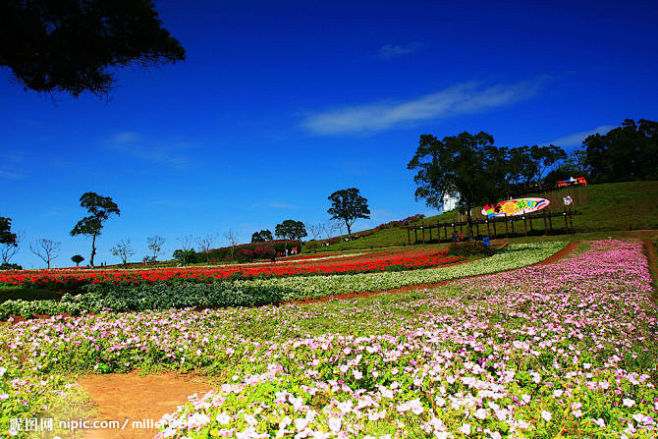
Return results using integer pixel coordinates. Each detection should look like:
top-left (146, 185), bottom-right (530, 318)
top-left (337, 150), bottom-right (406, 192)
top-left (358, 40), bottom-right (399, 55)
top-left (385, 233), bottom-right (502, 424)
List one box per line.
top-left (0, 187), bottom-right (372, 269)
top-left (407, 118), bottom-right (657, 238)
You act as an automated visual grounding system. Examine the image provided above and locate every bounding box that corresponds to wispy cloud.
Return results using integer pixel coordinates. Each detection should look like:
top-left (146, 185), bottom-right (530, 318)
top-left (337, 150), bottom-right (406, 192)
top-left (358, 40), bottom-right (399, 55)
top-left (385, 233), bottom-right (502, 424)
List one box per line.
top-left (104, 131), bottom-right (194, 168)
top-left (0, 169), bottom-right (24, 180)
top-left (377, 43), bottom-right (421, 59)
top-left (251, 201), bottom-right (300, 210)
top-left (302, 79), bottom-right (545, 135)
top-left (544, 125), bottom-right (616, 147)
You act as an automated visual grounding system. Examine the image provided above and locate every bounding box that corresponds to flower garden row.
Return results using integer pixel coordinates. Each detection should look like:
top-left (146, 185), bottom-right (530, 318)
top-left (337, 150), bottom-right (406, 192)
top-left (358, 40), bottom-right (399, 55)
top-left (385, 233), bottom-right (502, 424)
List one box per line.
top-left (0, 249), bottom-right (460, 289)
top-left (0, 243), bottom-right (563, 319)
top-left (0, 240), bottom-right (656, 438)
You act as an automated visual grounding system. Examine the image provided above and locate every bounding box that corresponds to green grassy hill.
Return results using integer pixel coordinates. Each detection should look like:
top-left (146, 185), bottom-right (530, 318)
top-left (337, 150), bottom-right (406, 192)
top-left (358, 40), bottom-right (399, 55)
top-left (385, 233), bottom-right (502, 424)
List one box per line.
top-left (314, 181), bottom-right (658, 251)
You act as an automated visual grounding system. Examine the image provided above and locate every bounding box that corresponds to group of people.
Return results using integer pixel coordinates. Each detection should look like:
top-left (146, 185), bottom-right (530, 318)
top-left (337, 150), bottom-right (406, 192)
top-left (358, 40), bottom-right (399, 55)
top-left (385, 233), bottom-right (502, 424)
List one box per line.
top-left (450, 231), bottom-right (464, 242)
top-left (270, 246), bottom-right (299, 263)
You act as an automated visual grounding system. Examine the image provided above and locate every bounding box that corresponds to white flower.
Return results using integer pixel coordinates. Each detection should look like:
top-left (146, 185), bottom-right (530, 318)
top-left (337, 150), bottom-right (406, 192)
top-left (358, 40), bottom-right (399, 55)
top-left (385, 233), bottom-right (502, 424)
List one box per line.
top-left (591, 418), bottom-right (606, 428)
top-left (622, 398), bottom-right (635, 408)
top-left (0, 367), bottom-right (7, 377)
top-left (216, 412), bottom-right (231, 424)
top-left (328, 417), bottom-right (341, 432)
top-left (458, 423), bottom-right (471, 435)
top-left (541, 410), bottom-right (552, 422)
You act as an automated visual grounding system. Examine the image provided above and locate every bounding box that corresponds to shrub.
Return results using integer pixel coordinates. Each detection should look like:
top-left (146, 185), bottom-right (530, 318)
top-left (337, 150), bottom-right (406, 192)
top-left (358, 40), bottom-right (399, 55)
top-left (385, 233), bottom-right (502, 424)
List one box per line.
top-left (253, 246), bottom-right (275, 259)
top-left (236, 249), bottom-right (255, 263)
top-left (0, 263), bottom-right (22, 270)
top-left (447, 241), bottom-right (496, 257)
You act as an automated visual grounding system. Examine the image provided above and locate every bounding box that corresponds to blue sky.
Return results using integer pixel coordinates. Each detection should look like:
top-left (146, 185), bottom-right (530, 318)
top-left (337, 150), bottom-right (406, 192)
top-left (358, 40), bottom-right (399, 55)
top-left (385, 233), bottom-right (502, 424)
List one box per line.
top-left (1, 0), bottom-right (657, 268)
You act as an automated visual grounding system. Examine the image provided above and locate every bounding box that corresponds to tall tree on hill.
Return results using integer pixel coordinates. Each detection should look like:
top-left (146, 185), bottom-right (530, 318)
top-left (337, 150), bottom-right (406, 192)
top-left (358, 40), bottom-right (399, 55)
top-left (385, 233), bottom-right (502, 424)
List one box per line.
top-left (251, 230), bottom-right (273, 243)
top-left (583, 119), bottom-right (657, 183)
top-left (275, 220), bottom-right (307, 251)
top-left (408, 131), bottom-right (511, 240)
top-left (0, 0), bottom-right (185, 97)
top-left (70, 192), bottom-right (120, 267)
top-left (327, 188), bottom-right (371, 237)
top-left (508, 145), bottom-right (567, 191)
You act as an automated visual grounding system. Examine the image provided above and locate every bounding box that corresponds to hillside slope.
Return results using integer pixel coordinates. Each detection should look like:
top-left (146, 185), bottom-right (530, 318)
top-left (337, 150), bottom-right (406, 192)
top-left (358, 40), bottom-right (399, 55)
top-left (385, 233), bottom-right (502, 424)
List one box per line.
top-left (316, 181), bottom-right (658, 251)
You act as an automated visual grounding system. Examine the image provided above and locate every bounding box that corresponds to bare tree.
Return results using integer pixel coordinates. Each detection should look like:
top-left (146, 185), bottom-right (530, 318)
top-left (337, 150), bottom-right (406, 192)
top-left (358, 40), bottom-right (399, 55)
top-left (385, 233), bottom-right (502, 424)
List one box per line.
top-left (324, 220), bottom-right (342, 240)
top-left (174, 235), bottom-right (195, 265)
top-left (147, 235), bottom-right (165, 262)
top-left (197, 233), bottom-right (216, 264)
top-left (110, 239), bottom-right (134, 266)
top-left (223, 229), bottom-right (239, 260)
top-left (30, 238), bottom-right (61, 269)
top-left (1, 231), bottom-right (22, 265)
top-left (307, 223), bottom-right (323, 241)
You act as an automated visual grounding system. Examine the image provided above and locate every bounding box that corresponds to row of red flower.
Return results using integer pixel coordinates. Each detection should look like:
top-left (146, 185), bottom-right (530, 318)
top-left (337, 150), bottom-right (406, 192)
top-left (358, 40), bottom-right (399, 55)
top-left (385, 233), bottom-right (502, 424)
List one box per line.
top-left (0, 250), bottom-right (460, 287)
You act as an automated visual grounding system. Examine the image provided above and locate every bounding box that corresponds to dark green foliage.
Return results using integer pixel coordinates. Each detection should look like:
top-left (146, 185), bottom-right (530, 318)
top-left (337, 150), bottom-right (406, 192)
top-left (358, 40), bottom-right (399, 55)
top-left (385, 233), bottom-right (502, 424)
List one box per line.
top-left (173, 248), bottom-right (196, 265)
top-left (0, 263), bottom-right (22, 270)
top-left (408, 131), bottom-right (568, 238)
top-left (71, 254), bottom-right (84, 266)
top-left (448, 241), bottom-right (496, 257)
top-left (583, 119), bottom-right (657, 183)
top-left (0, 0), bottom-right (185, 97)
top-left (251, 230), bottom-right (273, 243)
top-left (328, 188), bottom-right (371, 236)
top-left (275, 220), bottom-right (307, 250)
top-left (0, 217), bottom-right (17, 246)
top-left (0, 281), bottom-right (286, 319)
top-left (70, 192), bottom-right (120, 266)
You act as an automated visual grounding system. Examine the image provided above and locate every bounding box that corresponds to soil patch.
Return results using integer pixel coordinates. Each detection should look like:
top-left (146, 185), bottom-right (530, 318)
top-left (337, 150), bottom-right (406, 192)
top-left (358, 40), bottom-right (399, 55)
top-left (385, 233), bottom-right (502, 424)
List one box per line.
top-left (76, 372), bottom-right (212, 439)
top-left (291, 241), bottom-right (579, 305)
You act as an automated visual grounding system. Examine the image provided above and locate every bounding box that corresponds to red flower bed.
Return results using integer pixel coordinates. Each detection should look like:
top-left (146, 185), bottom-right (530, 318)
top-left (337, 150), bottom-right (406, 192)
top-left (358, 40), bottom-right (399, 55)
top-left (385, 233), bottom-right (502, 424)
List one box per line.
top-left (0, 249), bottom-right (460, 288)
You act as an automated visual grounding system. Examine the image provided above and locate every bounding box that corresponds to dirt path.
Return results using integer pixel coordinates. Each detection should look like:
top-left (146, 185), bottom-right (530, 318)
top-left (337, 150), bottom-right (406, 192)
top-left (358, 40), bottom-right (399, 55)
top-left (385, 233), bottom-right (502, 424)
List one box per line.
top-left (76, 373), bottom-right (212, 439)
top-left (291, 241), bottom-right (580, 305)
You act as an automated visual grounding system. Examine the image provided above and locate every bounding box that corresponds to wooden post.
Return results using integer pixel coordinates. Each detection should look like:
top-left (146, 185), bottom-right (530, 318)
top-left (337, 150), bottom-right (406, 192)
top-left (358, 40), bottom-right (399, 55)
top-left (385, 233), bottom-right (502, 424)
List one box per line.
top-left (563, 210), bottom-right (568, 232)
top-left (421, 226), bottom-right (425, 244)
top-left (414, 228), bottom-right (418, 244)
top-left (543, 210), bottom-right (548, 235)
top-left (486, 220), bottom-right (491, 238)
top-left (548, 213), bottom-right (553, 233)
top-left (407, 227), bottom-right (411, 245)
top-left (505, 216), bottom-right (509, 238)
top-left (429, 227), bottom-right (432, 242)
top-left (524, 216), bottom-right (528, 236)
top-left (492, 221), bottom-right (497, 239)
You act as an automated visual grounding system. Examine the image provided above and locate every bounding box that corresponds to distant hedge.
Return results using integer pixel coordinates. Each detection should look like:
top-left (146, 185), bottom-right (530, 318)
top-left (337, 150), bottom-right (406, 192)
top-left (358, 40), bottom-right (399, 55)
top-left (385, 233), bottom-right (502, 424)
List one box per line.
top-left (192, 240), bottom-right (302, 264)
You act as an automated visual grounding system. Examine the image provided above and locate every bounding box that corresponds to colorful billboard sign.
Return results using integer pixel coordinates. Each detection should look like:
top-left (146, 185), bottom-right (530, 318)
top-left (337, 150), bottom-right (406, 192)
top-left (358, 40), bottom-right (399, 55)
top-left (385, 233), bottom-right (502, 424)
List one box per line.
top-left (482, 198), bottom-right (550, 218)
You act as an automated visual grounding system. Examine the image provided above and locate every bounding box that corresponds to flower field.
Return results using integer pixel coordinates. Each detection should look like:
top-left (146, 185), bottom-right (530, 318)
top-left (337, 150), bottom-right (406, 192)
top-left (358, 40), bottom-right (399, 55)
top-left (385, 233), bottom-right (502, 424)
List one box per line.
top-left (0, 248), bottom-right (459, 288)
top-left (0, 243), bottom-right (561, 318)
top-left (0, 239), bottom-right (656, 438)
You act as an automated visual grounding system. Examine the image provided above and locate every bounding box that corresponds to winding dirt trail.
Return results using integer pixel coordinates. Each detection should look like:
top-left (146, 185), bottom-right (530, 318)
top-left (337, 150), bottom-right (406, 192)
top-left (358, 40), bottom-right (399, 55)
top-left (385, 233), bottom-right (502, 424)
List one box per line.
top-left (76, 373), bottom-right (212, 439)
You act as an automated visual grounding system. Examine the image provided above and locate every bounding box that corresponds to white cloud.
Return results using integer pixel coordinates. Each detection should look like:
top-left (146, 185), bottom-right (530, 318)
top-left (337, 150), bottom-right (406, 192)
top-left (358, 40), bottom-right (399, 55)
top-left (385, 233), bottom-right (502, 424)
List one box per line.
top-left (302, 79), bottom-right (544, 135)
top-left (0, 169), bottom-right (24, 180)
top-left (544, 125), bottom-right (616, 147)
top-left (378, 43), bottom-right (421, 59)
top-left (105, 131), bottom-right (193, 168)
